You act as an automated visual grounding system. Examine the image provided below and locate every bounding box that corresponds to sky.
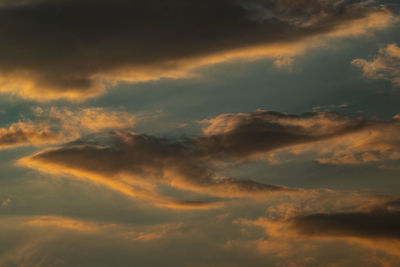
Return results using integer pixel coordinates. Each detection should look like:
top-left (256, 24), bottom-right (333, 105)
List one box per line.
top-left (1, 0), bottom-right (400, 266)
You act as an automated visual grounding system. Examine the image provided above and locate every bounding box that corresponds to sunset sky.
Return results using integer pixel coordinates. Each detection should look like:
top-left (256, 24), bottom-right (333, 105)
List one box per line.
top-left (1, 1), bottom-right (400, 266)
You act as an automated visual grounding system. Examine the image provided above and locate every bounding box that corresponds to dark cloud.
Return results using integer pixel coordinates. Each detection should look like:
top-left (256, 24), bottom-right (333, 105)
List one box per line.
top-left (198, 110), bottom-right (368, 158)
top-left (291, 199), bottom-right (400, 239)
top-left (0, 0), bottom-right (393, 100)
top-left (26, 132), bottom-right (291, 200)
top-left (22, 110), bottom-right (375, 206)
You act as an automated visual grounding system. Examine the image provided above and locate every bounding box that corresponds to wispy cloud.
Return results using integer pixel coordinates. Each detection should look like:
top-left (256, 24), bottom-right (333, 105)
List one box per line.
top-left (0, 121), bottom-right (60, 149)
top-left (0, 107), bottom-right (136, 150)
top-left (352, 43), bottom-right (400, 87)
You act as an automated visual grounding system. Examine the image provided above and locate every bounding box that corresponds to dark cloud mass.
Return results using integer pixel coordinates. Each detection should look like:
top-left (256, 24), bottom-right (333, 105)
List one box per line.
top-left (291, 199), bottom-right (400, 239)
top-left (0, 0), bottom-right (392, 99)
top-left (198, 110), bottom-right (368, 158)
top-left (22, 110), bottom-right (375, 206)
top-left (27, 132), bottom-right (291, 200)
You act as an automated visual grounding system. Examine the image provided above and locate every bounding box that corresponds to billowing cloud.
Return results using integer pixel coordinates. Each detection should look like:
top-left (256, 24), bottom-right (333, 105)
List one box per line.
top-left (352, 43), bottom-right (400, 87)
top-left (0, 0), bottom-right (395, 100)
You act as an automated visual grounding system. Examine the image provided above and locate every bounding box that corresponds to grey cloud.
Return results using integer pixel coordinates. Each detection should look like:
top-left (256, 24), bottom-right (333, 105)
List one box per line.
top-left (28, 132), bottom-right (291, 199)
top-left (0, 0), bottom-right (392, 100)
top-left (198, 110), bottom-right (368, 158)
top-left (23, 110), bottom-right (374, 205)
top-left (291, 198), bottom-right (400, 239)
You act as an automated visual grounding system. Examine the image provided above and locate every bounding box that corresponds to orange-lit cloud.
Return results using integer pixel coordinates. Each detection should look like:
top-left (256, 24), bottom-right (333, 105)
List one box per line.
top-left (205, 110), bottom-right (400, 166)
top-left (26, 215), bottom-right (107, 232)
top-left (35, 106), bottom-right (136, 137)
top-left (0, 107), bottom-right (136, 149)
top-left (352, 43), bottom-right (400, 87)
top-left (198, 110), bottom-right (368, 159)
top-left (234, 196), bottom-right (400, 261)
top-left (0, 121), bottom-right (60, 149)
top-left (311, 118), bottom-right (400, 165)
top-left (0, 0), bottom-right (396, 101)
top-left (19, 130), bottom-right (294, 209)
top-left (18, 109), bottom-right (400, 208)
top-left (24, 215), bottom-right (181, 242)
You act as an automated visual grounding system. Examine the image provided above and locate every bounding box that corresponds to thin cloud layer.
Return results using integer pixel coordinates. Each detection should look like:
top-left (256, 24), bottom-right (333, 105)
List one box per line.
top-left (0, 0), bottom-right (395, 100)
top-left (352, 43), bottom-right (400, 87)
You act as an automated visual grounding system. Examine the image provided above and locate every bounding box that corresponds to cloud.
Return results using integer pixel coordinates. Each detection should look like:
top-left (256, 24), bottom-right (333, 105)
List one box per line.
top-left (1, 198), bottom-right (11, 208)
top-left (0, 193), bottom-right (398, 266)
top-left (0, 0), bottom-right (395, 101)
top-left (25, 215), bottom-right (181, 241)
top-left (313, 117), bottom-right (400, 165)
top-left (352, 43), bottom-right (400, 87)
top-left (285, 198), bottom-right (400, 257)
top-left (235, 195), bottom-right (400, 261)
top-left (378, 165), bottom-right (400, 171)
top-left (225, 112), bottom-right (400, 166)
top-left (0, 107), bottom-right (136, 150)
top-left (20, 131), bottom-right (294, 209)
top-left (291, 199), bottom-right (400, 240)
top-left (0, 214), bottom-right (186, 266)
top-left (26, 215), bottom-right (108, 232)
top-left (18, 109), bottom-right (400, 207)
top-left (198, 110), bottom-right (368, 159)
top-left (273, 57), bottom-right (294, 71)
top-left (35, 106), bottom-right (136, 136)
top-left (18, 109), bottom-right (376, 208)
top-left (0, 121), bottom-right (60, 149)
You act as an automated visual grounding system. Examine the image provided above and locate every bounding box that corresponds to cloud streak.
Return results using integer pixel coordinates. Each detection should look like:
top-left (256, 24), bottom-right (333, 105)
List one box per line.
top-left (0, 0), bottom-right (395, 100)
top-left (18, 109), bottom-right (400, 207)
top-left (291, 199), bottom-right (400, 240)
top-left (235, 195), bottom-right (400, 262)
top-left (20, 109), bottom-right (386, 208)
top-left (0, 107), bottom-right (136, 150)
top-left (20, 131), bottom-right (293, 209)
